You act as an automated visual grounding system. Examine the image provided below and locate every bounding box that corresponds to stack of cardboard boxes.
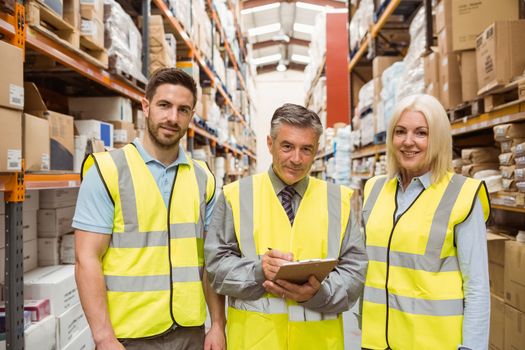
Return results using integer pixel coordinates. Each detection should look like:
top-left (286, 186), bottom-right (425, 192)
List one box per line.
top-left (431, 0), bottom-right (521, 109)
top-left (80, 0), bottom-right (104, 48)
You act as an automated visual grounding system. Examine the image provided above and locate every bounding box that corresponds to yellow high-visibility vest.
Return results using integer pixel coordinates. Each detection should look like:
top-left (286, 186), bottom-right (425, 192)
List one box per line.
top-left (223, 173), bottom-right (353, 350)
top-left (361, 172), bottom-right (489, 350)
top-left (82, 143), bottom-right (215, 338)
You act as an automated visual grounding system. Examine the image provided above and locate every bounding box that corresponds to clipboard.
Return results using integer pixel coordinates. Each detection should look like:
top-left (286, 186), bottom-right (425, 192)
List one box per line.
top-left (273, 258), bottom-right (338, 284)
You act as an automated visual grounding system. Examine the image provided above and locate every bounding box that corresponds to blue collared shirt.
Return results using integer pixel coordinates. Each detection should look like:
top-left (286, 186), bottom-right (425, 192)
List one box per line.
top-left (396, 172), bottom-right (489, 350)
top-left (73, 139), bottom-right (216, 234)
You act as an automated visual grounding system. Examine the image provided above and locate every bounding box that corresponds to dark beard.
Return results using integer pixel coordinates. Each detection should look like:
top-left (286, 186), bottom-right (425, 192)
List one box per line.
top-left (146, 115), bottom-right (184, 150)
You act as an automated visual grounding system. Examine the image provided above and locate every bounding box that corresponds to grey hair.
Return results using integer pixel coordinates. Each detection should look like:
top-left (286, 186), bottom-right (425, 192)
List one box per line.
top-left (270, 103), bottom-right (323, 139)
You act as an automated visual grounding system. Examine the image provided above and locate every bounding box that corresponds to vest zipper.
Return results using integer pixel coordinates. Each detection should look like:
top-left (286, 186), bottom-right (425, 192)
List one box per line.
top-left (384, 183), bottom-right (427, 349)
top-left (166, 166), bottom-right (179, 327)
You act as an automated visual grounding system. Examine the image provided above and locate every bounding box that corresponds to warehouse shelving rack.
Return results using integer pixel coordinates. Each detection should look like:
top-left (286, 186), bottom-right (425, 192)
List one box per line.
top-left (0, 0), bottom-right (257, 347)
top-left (343, 0), bottom-right (525, 214)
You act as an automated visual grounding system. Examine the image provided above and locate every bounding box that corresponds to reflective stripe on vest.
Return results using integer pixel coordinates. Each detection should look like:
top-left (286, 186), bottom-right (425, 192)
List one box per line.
top-left (85, 144), bottom-right (212, 338)
top-left (361, 173), bottom-right (490, 350)
top-left (224, 173), bottom-right (350, 350)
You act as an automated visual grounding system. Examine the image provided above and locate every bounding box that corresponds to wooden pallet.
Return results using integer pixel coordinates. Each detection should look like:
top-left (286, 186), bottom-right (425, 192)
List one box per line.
top-left (108, 56), bottom-right (147, 90)
top-left (26, 1), bottom-right (79, 48)
top-left (79, 35), bottom-right (108, 67)
top-left (448, 98), bottom-right (485, 122)
top-left (483, 76), bottom-right (525, 112)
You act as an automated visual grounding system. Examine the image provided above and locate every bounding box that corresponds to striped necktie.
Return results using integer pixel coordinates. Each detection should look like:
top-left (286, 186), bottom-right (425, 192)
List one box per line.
top-left (280, 186), bottom-right (296, 225)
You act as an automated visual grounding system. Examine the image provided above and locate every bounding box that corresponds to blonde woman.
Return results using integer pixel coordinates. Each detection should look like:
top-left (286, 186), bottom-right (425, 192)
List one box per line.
top-left (361, 94), bottom-right (490, 350)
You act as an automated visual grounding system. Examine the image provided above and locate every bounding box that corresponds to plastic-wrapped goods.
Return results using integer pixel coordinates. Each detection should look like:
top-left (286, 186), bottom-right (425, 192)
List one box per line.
top-left (493, 123), bottom-right (525, 142)
top-left (380, 61), bottom-right (405, 131)
top-left (357, 80), bottom-right (374, 116)
top-left (515, 142), bottom-right (525, 157)
top-left (304, 12), bottom-right (326, 93)
top-left (472, 172), bottom-right (503, 193)
top-left (360, 114), bottom-right (375, 146)
top-left (500, 165), bottom-right (515, 179)
top-left (169, 0), bottom-right (191, 32)
top-left (396, 7), bottom-right (426, 101)
top-left (334, 125), bottom-right (352, 186)
top-left (349, 0), bottom-right (374, 53)
top-left (452, 158), bottom-right (466, 174)
top-left (104, 0), bottom-right (145, 82)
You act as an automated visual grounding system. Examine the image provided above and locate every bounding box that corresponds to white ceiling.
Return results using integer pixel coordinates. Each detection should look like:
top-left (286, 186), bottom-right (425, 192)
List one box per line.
top-left (240, 0), bottom-right (347, 73)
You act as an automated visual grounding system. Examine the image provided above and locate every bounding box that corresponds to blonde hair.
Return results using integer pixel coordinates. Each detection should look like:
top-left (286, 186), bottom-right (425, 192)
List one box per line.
top-left (386, 94), bottom-right (452, 184)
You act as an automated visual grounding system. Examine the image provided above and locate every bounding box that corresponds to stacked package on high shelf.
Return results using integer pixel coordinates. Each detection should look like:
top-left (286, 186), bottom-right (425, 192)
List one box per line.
top-left (460, 147), bottom-right (501, 193)
top-left (303, 12), bottom-right (325, 95)
top-left (168, 0), bottom-right (191, 32)
top-left (213, 45), bottom-right (227, 85)
top-left (80, 0), bottom-right (104, 48)
top-left (214, 0), bottom-right (239, 62)
top-left (104, 0), bottom-right (145, 83)
top-left (396, 7), bottom-right (425, 101)
top-left (356, 80), bottom-right (375, 147)
top-left (145, 15), bottom-right (173, 74)
top-left (348, 0), bottom-right (374, 55)
top-left (333, 125), bottom-right (352, 187)
top-left (373, 56), bottom-right (401, 135)
top-left (494, 123), bottom-right (525, 193)
top-left (379, 61), bottom-right (405, 133)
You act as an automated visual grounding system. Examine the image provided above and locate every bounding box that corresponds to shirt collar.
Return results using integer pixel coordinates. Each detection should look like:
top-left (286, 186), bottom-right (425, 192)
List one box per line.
top-left (396, 171), bottom-right (432, 189)
top-left (132, 138), bottom-right (189, 169)
top-left (267, 166), bottom-right (309, 198)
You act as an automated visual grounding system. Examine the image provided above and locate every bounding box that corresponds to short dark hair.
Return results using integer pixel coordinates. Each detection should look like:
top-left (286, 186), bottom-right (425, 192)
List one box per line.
top-left (145, 68), bottom-right (198, 107)
top-left (270, 103), bottom-right (323, 139)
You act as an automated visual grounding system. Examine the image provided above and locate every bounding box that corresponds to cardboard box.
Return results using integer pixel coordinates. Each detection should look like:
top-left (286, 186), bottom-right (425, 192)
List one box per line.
top-left (38, 237), bottom-right (61, 267)
top-left (69, 96), bottom-right (133, 123)
top-left (39, 188), bottom-right (79, 209)
top-left (0, 40), bottom-right (24, 110)
top-left (424, 50), bottom-right (440, 93)
top-left (23, 210), bottom-right (38, 242)
top-left (24, 83), bottom-right (74, 171)
top-left (108, 120), bottom-right (135, 145)
top-left (37, 206), bottom-right (76, 237)
top-left (439, 52), bottom-right (462, 109)
top-left (74, 120), bottom-right (114, 148)
top-left (24, 315), bottom-right (57, 350)
top-left (435, 0), bottom-right (451, 34)
top-left (438, 26), bottom-right (453, 55)
top-left (0, 107), bottom-right (22, 172)
top-left (24, 114), bottom-right (50, 171)
top-left (505, 304), bottom-right (525, 350)
top-left (24, 265), bottom-right (79, 316)
top-left (57, 302), bottom-right (88, 348)
top-left (61, 326), bottom-right (94, 350)
top-left (452, 0), bottom-right (519, 51)
top-left (24, 190), bottom-right (40, 211)
top-left (490, 294), bottom-right (504, 350)
top-left (372, 56), bottom-right (402, 79)
top-left (505, 240), bottom-right (525, 313)
top-left (80, 18), bottom-right (104, 48)
top-left (488, 233), bottom-right (507, 298)
top-left (476, 21), bottom-right (525, 95)
top-left (459, 50), bottom-right (478, 102)
top-left (60, 233), bottom-right (75, 265)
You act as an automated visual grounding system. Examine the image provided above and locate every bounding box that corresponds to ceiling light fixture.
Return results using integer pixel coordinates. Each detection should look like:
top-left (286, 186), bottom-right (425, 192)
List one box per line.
top-left (293, 23), bottom-right (314, 35)
top-left (291, 54), bottom-right (310, 64)
top-left (296, 2), bottom-right (326, 11)
top-left (241, 2), bottom-right (281, 15)
top-left (252, 53), bottom-right (282, 66)
top-left (276, 61), bottom-right (287, 72)
top-left (248, 23), bottom-right (281, 37)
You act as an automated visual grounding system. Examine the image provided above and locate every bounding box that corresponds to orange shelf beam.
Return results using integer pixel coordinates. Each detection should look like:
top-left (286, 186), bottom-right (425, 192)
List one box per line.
top-left (25, 28), bottom-right (144, 102)
top-left (348, 0), bottom-right (401, 73)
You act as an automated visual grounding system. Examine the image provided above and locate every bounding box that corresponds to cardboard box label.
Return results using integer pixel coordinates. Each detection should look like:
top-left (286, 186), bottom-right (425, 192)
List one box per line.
top-left (9, 84), bottom-right (24, 108)
top-left (114, 130), bottom-right (128, 143)
top-left (7, 149), bottom-right (21, 171)
top-left (41, 153), bottom-right (50, 171)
